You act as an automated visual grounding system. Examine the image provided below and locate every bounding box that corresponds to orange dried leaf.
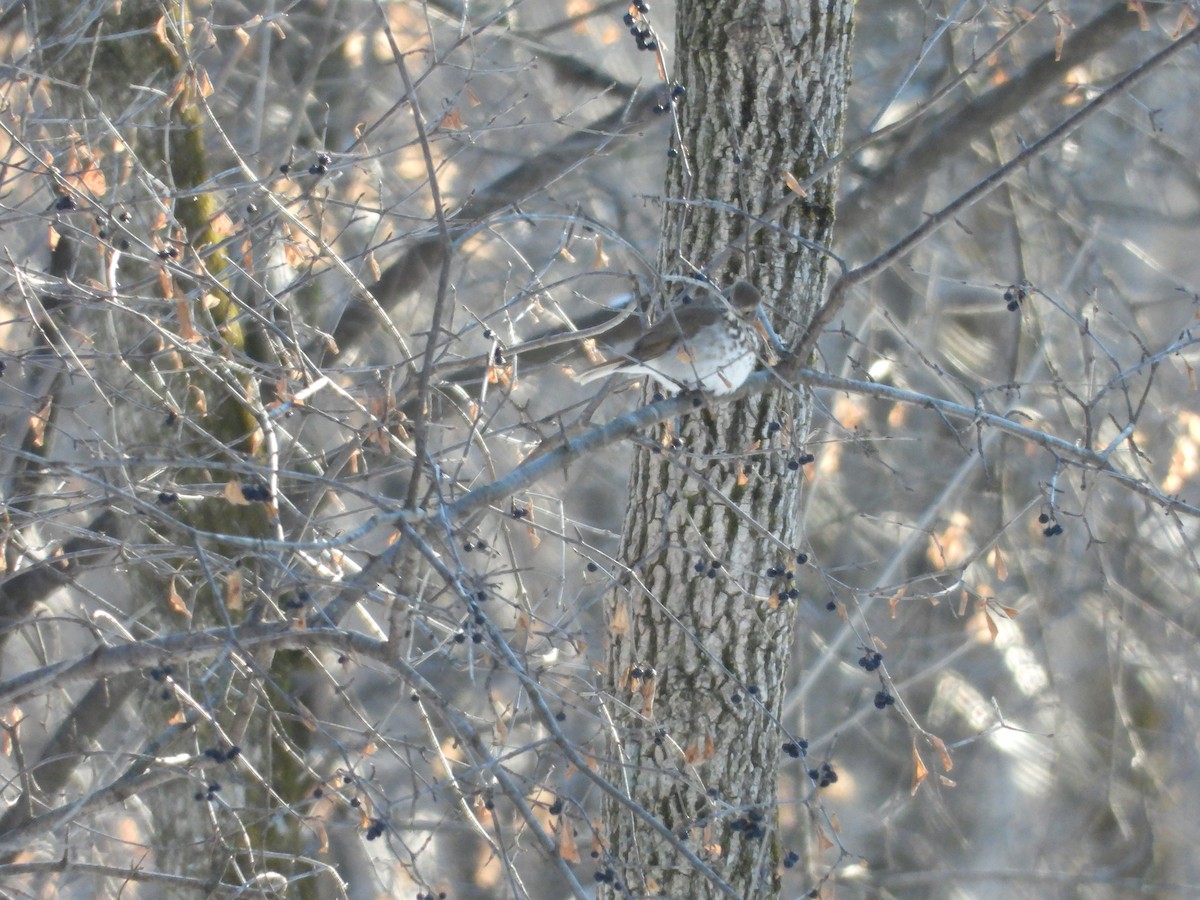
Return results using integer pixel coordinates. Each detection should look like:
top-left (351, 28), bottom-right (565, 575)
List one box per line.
top-left (195, 66), bottom-right (214, 98)
top-left (1173, 7), bottom-right (1198, 38)
top-left (207, 212), bottom-right (234, 239)
top-left (1051, 10), bottom-right (1074, 59)
top-left (225, 569), bottom-right (244, 611)
top-left (593, 237), bottom-right (609, 269)
top-left (783, 170), bottom-right (806, 198)
top-left (1128, 1), bottom-right (1149, 30)
top-left (224, 480), bottom-right (250, 506)
top-left (911, 741), bottom-right (929, 794)
top-left (78, 160), bottom-right (107, 196)
top-left (311, 818), bottom-right (329, 854)
top-left (28, 397), bottom-right (51, 448)
top-left (174, 299), bottom-right (202, 343)
top-left (610, 600), bottom-right (629, 634)
top-left (166, 576), bottom-right (189, 617)
top-left (984, 609), bottom-right (999, 641)
top-left (991, 545), bottom-right (1008, 581)
top-left (931, 735), bottom-right (954, 773)
top-left (440, 108), bottom-right (465, 131)
top-left (558, 818), bottom-right (581, 864)
top-left (157, 267), bottom-right (175, 299)
top-left (189, 384), bottom-right (207, 415)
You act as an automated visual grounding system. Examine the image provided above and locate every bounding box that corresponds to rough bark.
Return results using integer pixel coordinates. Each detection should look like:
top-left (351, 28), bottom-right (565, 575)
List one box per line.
top-left (601, 1), bottom-right (854, 897)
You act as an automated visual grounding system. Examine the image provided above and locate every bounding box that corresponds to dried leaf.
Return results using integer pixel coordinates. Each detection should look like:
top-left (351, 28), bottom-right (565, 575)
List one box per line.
top-left (1173, 6), bottom-right (1198, 38)
top-left (593, 237), bottom-right (609, 269)
top-left (78, 158), bottom-right (107, 196)
top-left (225, 568), bottom-right (243, 611)
top-left (224, 480), bottom-right (250, 506)
top-left (312, 818), bottom-right (329, 854)
top-left (167, 576), bottom-right (189, 617)
top-left (157, 266), bottom-right (175, 299)
top-left (911, 741), bottom-right (929, 794)
top-left (610, 600), bottom-right (629, 634)
top-left (195, 66), bottom-right (214, 98)
top-left (783, 170), bottom-right (806, 198)
top-left (1128, 1), bottom-right (1149, 31)
top-left (175, 299), bottom-right (202, 343)
top-left (207, 212), bottom-right (234, 240)
top-left (189, 384), bottom-right (207, 415)
top-left (930, 735), bottom-right (954, 773)
top-left (28, 397), bottom-right (51, 448)
top-left (1051, 10), bottom-right (1075, 59)
top-left (991, 545), bottom-right (1008, 581)
top-left (639, 678), bottom-right (655, 718)
top-left (558, 818), bottom-right (580, 864)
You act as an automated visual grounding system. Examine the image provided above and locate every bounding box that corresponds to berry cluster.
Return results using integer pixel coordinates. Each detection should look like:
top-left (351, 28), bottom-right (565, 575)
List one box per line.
top-left (1004, 282), bottom-right (1031, 311)
top-left (202, 745), bottom-right (242, 763)
top-left (808, 761), bottom-right (838, 788)
top-left (1038, 512), bottom-right (1063, 536)
top-left (622, 0), bottom-right (656, 52)
top-left (240, 480), bottom-right (272, 502)
top-left (728, 807), bottom-right (768, 840)
top-left (782, 738), bottom-right (808, 758)
top-left (857, 649), bottom-right (882, 672)
top-left (193, 781), bottom-right (222, 802)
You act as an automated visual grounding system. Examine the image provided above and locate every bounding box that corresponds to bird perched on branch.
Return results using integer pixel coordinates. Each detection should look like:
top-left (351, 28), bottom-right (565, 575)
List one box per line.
top-left (575, 280), bottom-right (767, 396)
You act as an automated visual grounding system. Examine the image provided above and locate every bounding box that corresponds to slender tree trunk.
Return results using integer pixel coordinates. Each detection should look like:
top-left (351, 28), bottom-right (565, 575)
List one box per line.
top-left (602, 2), bottom-right (854, 897)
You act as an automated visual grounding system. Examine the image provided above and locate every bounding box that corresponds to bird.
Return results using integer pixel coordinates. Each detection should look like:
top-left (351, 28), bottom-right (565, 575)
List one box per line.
top-left (574, 280), bottom-right (767, 396)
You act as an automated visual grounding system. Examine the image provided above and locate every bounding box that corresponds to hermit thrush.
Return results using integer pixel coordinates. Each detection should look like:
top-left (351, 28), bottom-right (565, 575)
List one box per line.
top-left (575, 280), bottom-right (766, 396)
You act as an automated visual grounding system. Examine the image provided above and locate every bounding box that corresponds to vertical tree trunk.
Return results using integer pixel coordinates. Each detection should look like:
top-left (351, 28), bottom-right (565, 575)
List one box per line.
top-left (602, 2), bottom-right (854, 897)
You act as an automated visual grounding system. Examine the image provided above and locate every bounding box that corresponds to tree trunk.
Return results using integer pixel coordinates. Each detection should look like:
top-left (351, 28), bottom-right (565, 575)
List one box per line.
top-left (602, 1), bottom-right (854, 897)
